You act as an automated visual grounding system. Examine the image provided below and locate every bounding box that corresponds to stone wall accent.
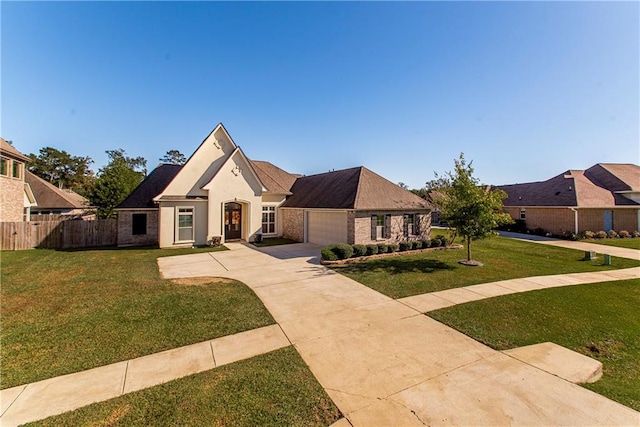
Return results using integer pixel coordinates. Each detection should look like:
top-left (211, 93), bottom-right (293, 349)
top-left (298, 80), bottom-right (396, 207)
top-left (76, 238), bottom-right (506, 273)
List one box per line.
top-left (1, 176), bottom-right (25, 222)
top-left (282, 209), bottom-right (304, 242)
top-left (117, 210), bottom-right (159, 247)
top-left (353, 210), bottom-right (431, 245)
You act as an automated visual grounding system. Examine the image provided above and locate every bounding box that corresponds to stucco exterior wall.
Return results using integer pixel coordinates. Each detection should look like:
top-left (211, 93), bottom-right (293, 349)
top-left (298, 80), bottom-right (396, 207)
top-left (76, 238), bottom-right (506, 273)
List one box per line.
top-left (282, 209), bottom-right (304, 242)
top-left (353, 210), bottom-right (431, 244)
top-left (117, 209), bottom-right (159, 247)
top-left (1, 176), bottom-right (25, 222)
top-left (158, 201), bottom-right (208, 247)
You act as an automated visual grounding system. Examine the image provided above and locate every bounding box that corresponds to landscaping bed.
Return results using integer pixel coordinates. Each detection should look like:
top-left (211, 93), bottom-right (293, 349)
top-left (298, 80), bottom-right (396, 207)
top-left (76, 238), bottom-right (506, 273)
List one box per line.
top-left (321, 244), bottom-right (463, 265)
top-left (428, 279), bottom-right (640, 411)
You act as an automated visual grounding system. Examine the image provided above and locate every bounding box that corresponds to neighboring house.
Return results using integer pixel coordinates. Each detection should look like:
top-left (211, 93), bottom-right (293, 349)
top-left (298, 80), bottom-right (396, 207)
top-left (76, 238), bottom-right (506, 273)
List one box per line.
top-left (0, 138), bottom-right (37, 222)
top-left (116, 123), bottom-right (431, 247)
top-left (25, 171), bottom-right (90, 217)
top-left (499, 163), bottom-right (640, 234)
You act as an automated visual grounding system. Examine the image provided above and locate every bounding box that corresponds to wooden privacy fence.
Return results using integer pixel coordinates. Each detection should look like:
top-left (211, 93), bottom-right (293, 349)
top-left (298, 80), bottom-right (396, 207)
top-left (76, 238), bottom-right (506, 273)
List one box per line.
top-left (0, 219), bottom-right (117, 250)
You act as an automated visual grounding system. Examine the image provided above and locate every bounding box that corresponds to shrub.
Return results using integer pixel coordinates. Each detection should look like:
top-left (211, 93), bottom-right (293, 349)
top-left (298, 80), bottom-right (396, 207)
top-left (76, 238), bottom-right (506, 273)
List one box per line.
top-left (561, 230), bottom-right (579, 241)
top-left (532, 228), bottom-right (546, 236)
top-left (388, 244), bottom-right (398, 252)
top-left (581, 230), bottom-right (595, 240)
top-left (595, 231), bottom-right (607, 239)
top-left (398, 241), bottom-right (412, 251)
top-left (633, 231), bottom-right (640, 238)
top-left (421, 239), bottom-right (431, 248)
top-left (430, 237), bottom-right (440, 247)
top-left (619, 230), bottom-right (630, 238)
top-left (434, 235), bottom-right (448, 246)
top-left (377, 244), bottom-right (388, 254)
top-left (366, 244), bottom-right (379, 256)
top-left (352, 244), bottom-right (367, 257)
top-left (607, 230), bottom-right (618, 239)
top-left (321, 246), bottom-right (338, 261)
top-left (412, 241), bottom-right (423, 250)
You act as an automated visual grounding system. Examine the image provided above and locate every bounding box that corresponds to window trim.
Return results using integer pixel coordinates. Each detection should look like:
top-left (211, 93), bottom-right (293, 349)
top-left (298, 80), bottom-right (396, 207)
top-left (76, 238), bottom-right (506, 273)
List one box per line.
top-left (404, 213), bottom-right (416, 237)
top-left (0, 157), bottom-right (9, 177)
top-left (175, 207), bottom-right (195, 243)
top-left (12, 161), bottom-right (23, 179)
top-left (261, 205), bottom-right (276, 235)
top-left (520, 209), bottom-right (526, 220)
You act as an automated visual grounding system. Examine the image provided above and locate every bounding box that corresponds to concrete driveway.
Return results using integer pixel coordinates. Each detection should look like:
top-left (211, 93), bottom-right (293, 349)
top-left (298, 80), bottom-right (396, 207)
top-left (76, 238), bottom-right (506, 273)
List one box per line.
top-left (159, 243), bottom-right (640, 426)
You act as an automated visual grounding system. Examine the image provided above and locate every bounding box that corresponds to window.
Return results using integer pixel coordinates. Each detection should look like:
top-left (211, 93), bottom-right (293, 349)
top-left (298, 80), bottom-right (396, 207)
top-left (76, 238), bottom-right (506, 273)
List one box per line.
top-left (132, 213), bottom-right (147, 235)
top-left (520, 209), bottom-right (526, 220)
top-left (12, 161), bottom-right (23, 179)
top-left (371, 214), bottom-right (391, 240)
top-left (404, 214), bottom-right (415, 236)
top-left (176, 207), bottom-right (194, 242)
top-left (0, 158), bottom-right (9, 176)
top-left (262, 206), bottom-right (276, 234)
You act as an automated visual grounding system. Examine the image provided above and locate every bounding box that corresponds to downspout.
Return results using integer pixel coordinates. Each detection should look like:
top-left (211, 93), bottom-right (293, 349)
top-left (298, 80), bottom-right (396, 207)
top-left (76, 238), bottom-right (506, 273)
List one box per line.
top-left (569, 207), bottom-right (578, 234)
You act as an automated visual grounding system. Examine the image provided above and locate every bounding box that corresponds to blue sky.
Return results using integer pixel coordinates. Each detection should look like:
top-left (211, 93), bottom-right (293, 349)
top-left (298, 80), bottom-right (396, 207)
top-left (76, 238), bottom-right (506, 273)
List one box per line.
top-left (2, 1), bottom-right (638, 188)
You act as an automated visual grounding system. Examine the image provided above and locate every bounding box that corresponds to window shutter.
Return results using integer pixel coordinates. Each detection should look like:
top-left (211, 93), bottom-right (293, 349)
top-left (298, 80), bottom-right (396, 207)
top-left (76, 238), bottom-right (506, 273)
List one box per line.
top-left (385, 214), bottom-right (391, 238)
top-left (415, 214), bottom-right (421, 236)
top-left (371, 215), bottom-right (377, 240)
top-left (403, 214), bottom-right (408, 237)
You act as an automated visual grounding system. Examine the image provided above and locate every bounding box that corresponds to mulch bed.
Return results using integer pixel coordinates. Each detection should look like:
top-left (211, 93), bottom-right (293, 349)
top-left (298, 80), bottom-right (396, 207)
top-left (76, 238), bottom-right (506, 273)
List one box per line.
top-left (320, 244), bottom-right (464, 265)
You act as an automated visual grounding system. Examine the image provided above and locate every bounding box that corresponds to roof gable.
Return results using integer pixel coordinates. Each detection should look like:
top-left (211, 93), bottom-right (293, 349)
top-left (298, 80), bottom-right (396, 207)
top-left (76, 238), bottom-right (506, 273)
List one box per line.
top-left (1, 138), bottom-right (30, 163)
top-left (25, 171), bottom-right (89, 209)
top-left (585, 163), bottom-right (640, 192)
top-left (281, 166), bottom-right (430, 210)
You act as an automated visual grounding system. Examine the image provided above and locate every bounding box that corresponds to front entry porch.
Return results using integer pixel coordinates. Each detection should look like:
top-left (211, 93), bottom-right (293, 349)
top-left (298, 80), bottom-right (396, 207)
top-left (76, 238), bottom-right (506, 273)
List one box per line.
top-left (224, 202), bottom-right (243, 241)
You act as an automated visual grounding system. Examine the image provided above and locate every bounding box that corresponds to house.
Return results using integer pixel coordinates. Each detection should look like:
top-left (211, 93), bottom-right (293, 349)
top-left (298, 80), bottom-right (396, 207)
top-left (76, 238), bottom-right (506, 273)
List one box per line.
top-left (116, 123), bottom-right (431, 247)
top-left (498, 163), bottom-right (640, 234)
top-left (0, 138), bottom-right (37, 222)
top-left (25, 171), bottom-right (90, 217)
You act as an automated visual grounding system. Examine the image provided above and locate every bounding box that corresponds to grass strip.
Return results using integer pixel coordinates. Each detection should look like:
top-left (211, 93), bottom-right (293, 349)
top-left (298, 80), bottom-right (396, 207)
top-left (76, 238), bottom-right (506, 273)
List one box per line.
top-left (27, 346), bottom-right (341, 427)
top-left (333, 235), bottom-right (640, 298)
top-left (1, 247), bottom-right (274, 388)
top-left (428, 279), bottom-right (640, 411)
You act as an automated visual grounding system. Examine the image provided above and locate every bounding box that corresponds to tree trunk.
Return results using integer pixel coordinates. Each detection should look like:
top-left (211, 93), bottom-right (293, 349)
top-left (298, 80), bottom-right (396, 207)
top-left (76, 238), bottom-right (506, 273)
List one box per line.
top-left (467, 236), bottom-right (471, 261)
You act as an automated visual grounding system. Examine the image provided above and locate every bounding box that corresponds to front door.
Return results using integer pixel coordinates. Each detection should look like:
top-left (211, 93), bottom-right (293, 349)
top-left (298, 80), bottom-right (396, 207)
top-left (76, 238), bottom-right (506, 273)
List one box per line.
top-left (224, 202), bottom-right (242, 240)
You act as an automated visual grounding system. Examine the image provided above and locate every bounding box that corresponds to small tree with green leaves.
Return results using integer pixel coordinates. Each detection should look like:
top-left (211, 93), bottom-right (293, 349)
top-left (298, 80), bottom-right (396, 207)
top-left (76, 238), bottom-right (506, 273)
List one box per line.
top-left (88, 149), bottom-right (147, 218)
top-left (431, 153), bottom-right (512, 264)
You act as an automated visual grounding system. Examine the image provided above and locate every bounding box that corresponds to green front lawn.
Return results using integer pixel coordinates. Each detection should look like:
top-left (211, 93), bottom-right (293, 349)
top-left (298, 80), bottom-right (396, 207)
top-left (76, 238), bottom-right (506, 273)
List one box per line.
top-left (29, 347), bottom-right (341, 427)
top-left (332, 235), bottom-right (640, 299)
top-left (1, 247), bottom-right (275, 388)
top-left (583, 238), bottom-right (640, 250)
top-left (428, 279), bottom-right (640, 411)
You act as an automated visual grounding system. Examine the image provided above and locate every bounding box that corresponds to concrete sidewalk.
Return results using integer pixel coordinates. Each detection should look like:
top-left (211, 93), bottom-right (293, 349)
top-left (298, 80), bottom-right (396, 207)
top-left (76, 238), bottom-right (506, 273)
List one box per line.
top-left (0, 325), bottom-right (290, 427)
top-left (399, 266), bottom-right (640, 313)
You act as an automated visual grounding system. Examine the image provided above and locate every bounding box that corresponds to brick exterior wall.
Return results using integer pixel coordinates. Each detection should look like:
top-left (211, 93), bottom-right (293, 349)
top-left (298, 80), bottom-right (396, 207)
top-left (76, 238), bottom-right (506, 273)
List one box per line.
top-left (117, 210), bottom-right (159, 246)
top-left (505, 207), bottom-right (640, 234)
top-left (1, 176), bottom-right (25, 222)
top-left (353, 210), bottom-right (431, 244)
top-left (282, 209), bottom-right (304, 242)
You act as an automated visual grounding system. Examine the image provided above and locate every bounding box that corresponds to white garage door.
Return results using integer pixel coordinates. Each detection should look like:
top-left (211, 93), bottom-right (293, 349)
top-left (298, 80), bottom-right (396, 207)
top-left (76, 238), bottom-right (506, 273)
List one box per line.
top-left (307, 211), bottom-right (348, 246)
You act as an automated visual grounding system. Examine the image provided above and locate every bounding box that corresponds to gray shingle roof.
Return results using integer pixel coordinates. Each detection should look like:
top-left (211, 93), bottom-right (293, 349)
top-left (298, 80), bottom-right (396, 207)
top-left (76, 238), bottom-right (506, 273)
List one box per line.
top-left (25, 171), bottom-right (89, 209)
top-left (249, 160), bottom-right (299, 195)
top-left (117, 164), bottom-right (182, 209)
top-left (281, 167), bottom-right (430, 210)
top-left (0, 137), bottom-right (30, 162)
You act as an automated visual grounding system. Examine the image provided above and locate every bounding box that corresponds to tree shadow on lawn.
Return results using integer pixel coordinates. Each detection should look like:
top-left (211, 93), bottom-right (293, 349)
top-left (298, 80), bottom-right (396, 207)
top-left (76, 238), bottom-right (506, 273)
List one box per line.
top-left (334, 257), bottom-right (456, 275)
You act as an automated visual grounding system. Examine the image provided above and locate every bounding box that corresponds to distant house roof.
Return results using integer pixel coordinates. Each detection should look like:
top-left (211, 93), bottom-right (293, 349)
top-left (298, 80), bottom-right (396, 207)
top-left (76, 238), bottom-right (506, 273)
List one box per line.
top-left (281, 166), bottom-right (430, 210)
top-left (0, 137), bottom-right (30, 163)
top-left (499, 164), bottom-right (640, 208)
top-left (25, 171), bottom-right (89, 210)
top-left (250, 160), bottom-right (299, 195)
top-left (117, 164), bottom-right (182, 209)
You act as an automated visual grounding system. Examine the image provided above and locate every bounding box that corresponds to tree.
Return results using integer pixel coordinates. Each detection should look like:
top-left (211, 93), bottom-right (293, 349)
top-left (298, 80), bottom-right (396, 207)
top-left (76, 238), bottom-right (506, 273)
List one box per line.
top-left (160, 150), bottom-right (186, 165)
top-left (28, 147), bottom-right (94, 194)
top-left (431, 153), bottom-right (512, 265)
top-left (397, 182), bottom-right (408, 190)
top-left (88, 149), bottom-right (147, 218)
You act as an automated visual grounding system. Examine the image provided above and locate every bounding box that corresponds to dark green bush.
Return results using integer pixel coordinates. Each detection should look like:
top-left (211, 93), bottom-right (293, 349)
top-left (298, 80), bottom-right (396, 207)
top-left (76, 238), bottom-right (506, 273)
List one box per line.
top-left (421, 239), bottom-right (431, 248)
top-left (434, 235), bottom-right (448, 246)
top-left (321, 247), bottom-right (338, 261)
top-left (366, 244), bottom-right (379, 256)
top-left (388, 244), bottom-right (398, 253)
top-left (412, 241), bottom-right (423, 250)
top-left (352, 244), bottom-right (367, 257)
top-left (332, 243), bottom-right (354, 259)
top-left (399, 241), bottom-right (412, 251)
top-left (377, 244), bottom-right (388, 254)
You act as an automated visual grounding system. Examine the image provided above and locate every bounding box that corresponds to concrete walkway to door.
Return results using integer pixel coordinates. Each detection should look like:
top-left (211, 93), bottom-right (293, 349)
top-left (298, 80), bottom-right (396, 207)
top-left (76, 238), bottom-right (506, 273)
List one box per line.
top-left (162, 242), bottom-right (639, 425)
